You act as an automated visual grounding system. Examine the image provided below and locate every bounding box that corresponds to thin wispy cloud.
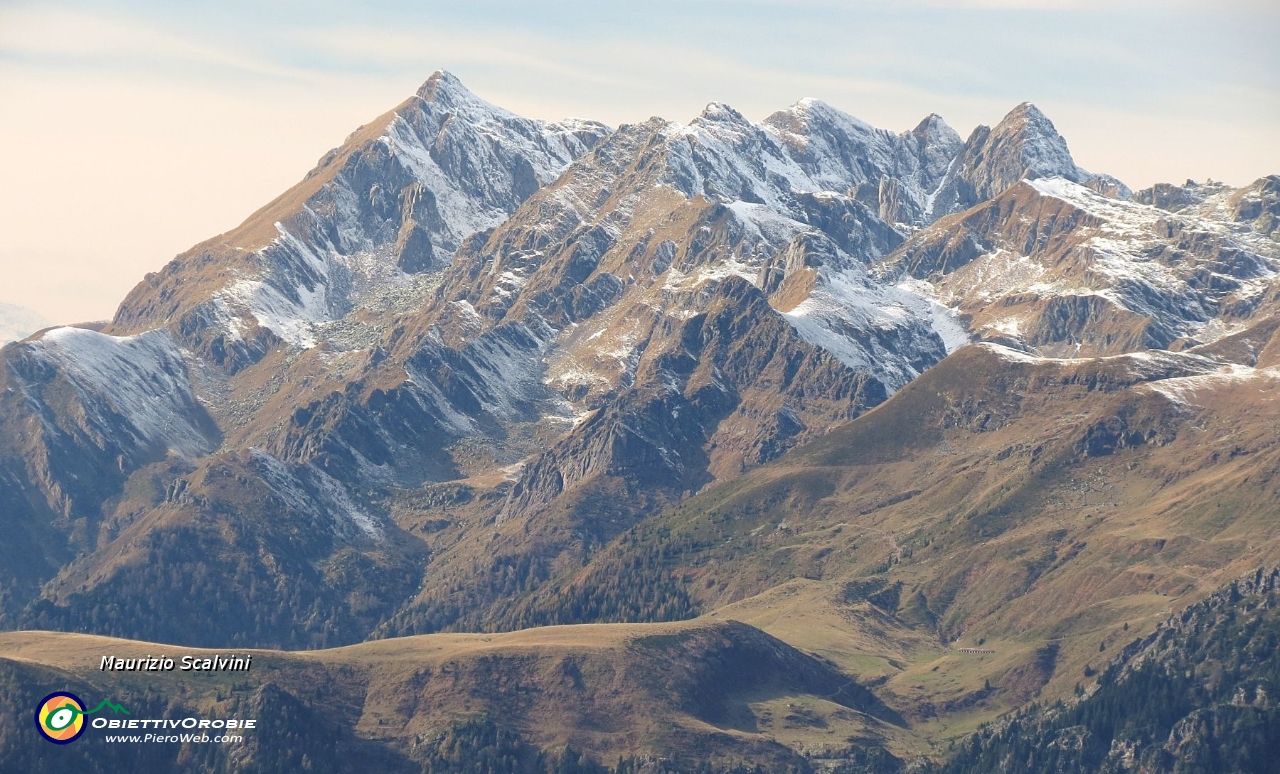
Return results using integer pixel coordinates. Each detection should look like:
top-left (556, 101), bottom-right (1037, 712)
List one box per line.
top-left (0, 6), bottom-right (314, 83)
top-left (292, 25), bottom-right (633, 90)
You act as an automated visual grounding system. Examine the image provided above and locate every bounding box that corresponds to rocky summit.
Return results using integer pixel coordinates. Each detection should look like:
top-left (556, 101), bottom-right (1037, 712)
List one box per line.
top-left (1, 71), bottom-right (1278, 771)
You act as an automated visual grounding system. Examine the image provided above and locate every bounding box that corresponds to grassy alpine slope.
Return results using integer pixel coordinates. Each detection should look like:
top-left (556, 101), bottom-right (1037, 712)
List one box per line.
top-left (501, 328), bottom-right (1280, 752)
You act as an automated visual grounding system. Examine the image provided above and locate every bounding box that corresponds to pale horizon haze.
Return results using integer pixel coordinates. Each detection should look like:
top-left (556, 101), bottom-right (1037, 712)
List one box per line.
top-left (2, 0), bottom-right (1277, 324)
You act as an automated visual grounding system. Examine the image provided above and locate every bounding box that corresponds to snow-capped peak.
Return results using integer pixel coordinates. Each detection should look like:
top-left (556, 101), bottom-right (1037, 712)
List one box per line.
top-left (121, 71), bottom-right (612, 359)
top-left (414, 69), bottom-right (526, 126)
top-left (416, 69), bottom-right (478, 106)
top-left (910, 113), bottom-right (961, 145)
top-left (697, 101), bottom-right (749, 123)
top-left (990, 101), bottom-right (1085, 182)
top-left (766, 97), bottom-right (880, 139)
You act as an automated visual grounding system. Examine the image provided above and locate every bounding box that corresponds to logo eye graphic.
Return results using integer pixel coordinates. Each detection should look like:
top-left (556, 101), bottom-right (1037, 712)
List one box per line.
top-left (36, 692), bottom-right (87, 744)
top-left (48, 706), bottom-right (76, 730)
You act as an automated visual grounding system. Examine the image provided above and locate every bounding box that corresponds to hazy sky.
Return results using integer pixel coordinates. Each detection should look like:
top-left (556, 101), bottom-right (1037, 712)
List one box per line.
top-left (2, 0), bottom-right (1277, 324)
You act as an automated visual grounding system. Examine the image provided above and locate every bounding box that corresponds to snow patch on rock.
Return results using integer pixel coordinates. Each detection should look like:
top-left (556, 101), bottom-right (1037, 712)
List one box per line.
top-left (1142, 364), bottom-right (1280, 407)
top-left (784, 268), bottom-right (950, 390)
top-left (249, 449), bottom-right (382, 539)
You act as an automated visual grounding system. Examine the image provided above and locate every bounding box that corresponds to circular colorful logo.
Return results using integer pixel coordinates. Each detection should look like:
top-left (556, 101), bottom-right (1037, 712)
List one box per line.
top-left (35, 692), bottom-right (86, 744)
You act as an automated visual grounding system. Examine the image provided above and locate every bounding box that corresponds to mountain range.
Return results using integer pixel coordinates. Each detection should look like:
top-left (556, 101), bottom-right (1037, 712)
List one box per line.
top-left (1, 71), bottom-right (1277, 770)
top-left (0, 302), bottom-right (50, 345)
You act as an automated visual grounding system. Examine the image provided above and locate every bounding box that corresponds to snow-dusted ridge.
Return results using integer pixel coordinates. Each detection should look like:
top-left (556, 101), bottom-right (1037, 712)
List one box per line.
top-left (980, 339), bottom-right (1280, 408)
top-left (655, 97), bottom-right (963, 227)
top-left (29, 327), bottom-right (216, 458)
top-left (1140, 364), bottom-right (1280, 407)
top-left (976, 341), bottom-right (1215, 369)
top-left (888, 175), bottom-right (1279, 355)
